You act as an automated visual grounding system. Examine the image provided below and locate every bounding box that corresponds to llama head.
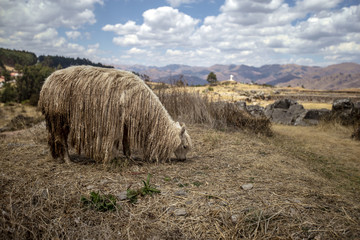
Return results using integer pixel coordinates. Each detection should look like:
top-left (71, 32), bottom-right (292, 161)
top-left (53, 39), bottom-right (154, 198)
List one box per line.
top-left (174, 123), bottom-right (192, 161)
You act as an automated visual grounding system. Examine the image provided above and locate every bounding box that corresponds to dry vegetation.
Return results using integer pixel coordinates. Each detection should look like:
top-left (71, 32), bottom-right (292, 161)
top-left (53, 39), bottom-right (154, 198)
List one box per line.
top-left (168, 82), bottom-right (360, 110)
top-left (156, 88), bottom-right (272, 136)
top-left (1, 86), bottom-right (360, 239)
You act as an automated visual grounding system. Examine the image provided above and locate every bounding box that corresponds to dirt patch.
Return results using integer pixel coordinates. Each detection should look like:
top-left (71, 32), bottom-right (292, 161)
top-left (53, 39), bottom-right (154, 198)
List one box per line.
top-left (1, 124), bottom-right (359, 239)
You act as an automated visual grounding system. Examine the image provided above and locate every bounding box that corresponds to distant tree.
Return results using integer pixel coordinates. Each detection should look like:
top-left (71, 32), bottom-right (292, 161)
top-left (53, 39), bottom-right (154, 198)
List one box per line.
top-left (0, 48), bottom-right (37, 66)
top-left (207, 72), bottom-right (217, 84)
top-left (1, 69), bottom-right (11, 82)
top-left (142, 74), bottom-right (150, 82)
top-left (0, 83), bottom-right (17, 103)
top-left (174, 74), bottom-right (187, 87)
top-left (16, 64), bottom-right (54, 105)
top-left (132, 71), bottom-right (151, 82)
top-left (38, 55), bottom-right (113, 69)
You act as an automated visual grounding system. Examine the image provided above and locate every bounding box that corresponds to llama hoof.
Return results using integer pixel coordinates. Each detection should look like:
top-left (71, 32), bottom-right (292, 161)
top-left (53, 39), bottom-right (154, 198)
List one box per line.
top-left (64, 156), bottom-right (72, 165)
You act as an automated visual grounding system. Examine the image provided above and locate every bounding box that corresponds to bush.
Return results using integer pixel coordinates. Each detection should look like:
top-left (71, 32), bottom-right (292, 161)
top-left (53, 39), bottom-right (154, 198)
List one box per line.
top-left (0, 83), bottom-right (17, 103)
top-left (16, 64), bottom-right (54, 104)
top-left (156, 88), bottom-right (272, 136)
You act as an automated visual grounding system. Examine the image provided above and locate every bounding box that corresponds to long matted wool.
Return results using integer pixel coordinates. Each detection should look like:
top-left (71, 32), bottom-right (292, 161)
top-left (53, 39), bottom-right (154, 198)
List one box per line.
top-left (38, 66), bottom-right (191, 163)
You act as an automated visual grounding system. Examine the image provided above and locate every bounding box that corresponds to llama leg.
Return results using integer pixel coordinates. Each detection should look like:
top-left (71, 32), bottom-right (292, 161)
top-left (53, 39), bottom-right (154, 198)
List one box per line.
top-left (63, 141), bottom-right (71, 164)
top-left (122, 124), bottom-right (131, 158)
top-left (62, 125), bottom-right (71, 164)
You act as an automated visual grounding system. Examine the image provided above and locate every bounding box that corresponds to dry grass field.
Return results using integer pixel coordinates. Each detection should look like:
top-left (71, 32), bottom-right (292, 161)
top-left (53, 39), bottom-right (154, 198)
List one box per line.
top-left (1, 86), bottom-right (360, 239)
top-left (172, 82), bottom-right (360, 109)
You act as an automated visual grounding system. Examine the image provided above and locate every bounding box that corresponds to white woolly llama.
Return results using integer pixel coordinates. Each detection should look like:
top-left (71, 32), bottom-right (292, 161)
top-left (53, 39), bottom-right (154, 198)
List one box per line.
top-left (38, 66), bottom-right (192, 164)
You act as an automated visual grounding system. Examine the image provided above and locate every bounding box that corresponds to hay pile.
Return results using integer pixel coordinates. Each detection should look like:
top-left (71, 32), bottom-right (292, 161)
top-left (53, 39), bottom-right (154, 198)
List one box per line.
top-left (39, 66), bottom-right (190, 163)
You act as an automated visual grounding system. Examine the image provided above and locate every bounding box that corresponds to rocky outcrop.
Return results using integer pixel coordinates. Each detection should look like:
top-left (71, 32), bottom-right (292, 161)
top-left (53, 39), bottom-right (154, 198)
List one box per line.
top-left (263, 99), bottom-right (331, 126)
top-left (235, 98), bottom-right (358, 127)
top-left (264, 99), bottom-right (306, 125)
top-left (329, 99), bottom-right (360, 125)
top-left (235, 101), bottom-right (266, 118)
top-left (295, 108), bottom-right (331, 126)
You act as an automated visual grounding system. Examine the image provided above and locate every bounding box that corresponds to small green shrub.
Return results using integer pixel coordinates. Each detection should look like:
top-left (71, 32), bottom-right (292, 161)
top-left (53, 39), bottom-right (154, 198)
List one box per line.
top-left (193, 181), bottom-right (203, 187)
top-left (126, 174), bottom-right (161, 204)
top-left (126, 189), bottom-right (139, 204)
top-left (81, 191), bottom-right (118, 212)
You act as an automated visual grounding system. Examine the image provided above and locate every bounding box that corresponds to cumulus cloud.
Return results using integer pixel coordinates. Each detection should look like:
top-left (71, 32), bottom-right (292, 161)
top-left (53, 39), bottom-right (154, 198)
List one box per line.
top-left (100, 0), bottom-right (360, 66)
top-left (0, 0), bottom-right (102, 58)
top-left (66, 31), bottom-right (82, 40)
top-left (34, 28), bottom-right (58, 41)
top-left (103, 6), bottom-right (200, 47)
top-left (128, 47), bottom-right (148, 54)
top-left (1, 0), bottom-right (359, 67)
top-left (166, 0), bottom-right (200, 8)
top-left (296, 0), bottom-right (342, 11)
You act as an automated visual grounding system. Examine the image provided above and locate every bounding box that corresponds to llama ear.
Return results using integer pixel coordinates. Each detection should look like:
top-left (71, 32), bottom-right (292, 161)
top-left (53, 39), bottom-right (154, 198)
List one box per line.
top-left (180, 126), bottom-right (186, 135)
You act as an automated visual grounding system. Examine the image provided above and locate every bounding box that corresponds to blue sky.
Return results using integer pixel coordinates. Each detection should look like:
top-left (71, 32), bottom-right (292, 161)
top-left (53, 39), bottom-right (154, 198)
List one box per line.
top-left (1, 0), bottom-right (360, 67)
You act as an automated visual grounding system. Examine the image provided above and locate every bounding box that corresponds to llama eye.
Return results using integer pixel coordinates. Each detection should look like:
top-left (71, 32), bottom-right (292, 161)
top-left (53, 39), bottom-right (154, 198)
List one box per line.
top-left (183, 146), bottom-right (187, 149)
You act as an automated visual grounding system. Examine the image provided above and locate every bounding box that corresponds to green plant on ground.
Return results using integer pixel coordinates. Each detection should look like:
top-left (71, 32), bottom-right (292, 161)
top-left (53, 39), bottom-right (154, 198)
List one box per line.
top-left (140, 174), bottom-right (161, 195)
top-left (193, 181), bottom-right (203, 187)
top-left (81, 191), bottom-right (118, 212)
top-left (126, 189), bottom-right (139, 204)
top-left (126, 174), bottom-right (161, 204)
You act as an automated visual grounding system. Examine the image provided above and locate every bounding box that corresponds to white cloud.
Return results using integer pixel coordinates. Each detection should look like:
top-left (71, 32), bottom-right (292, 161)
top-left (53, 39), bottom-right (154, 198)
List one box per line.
top-left (166, 0), bottom-right (199, 8)
top-left (99, 1), bottom-right (360, 66)
top-left (103, 21), bottom-right (140, 35)
top-left (128, 47), bottom-right (148, 54)
top-left (34, 28), bottom-right (58, 41)
top-left (113, 35), bottom-right (143, 46)
top-left (296, 0), bottom-right (342, 11)
top-left (1, 0), bottom-right (358, 67)
top-left (87, 43), bottom-right (100, 54)
top-left (166, 49), bottom-right (182, 56)
top-left (66, 31), bottom-right (81, 40)
top-left (67, 43), bottom-right (85, 51)
top-left (324, 42), bottom-right (360, 54)
top-left (104, 6), bottom-right (200, 47)
top-left (0, 0), bottom-right (103, 59)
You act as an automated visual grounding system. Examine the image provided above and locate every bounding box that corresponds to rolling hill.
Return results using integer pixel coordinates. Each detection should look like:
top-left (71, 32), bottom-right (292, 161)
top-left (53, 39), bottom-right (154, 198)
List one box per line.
top-left (115, 62), bottom-right (360, 90)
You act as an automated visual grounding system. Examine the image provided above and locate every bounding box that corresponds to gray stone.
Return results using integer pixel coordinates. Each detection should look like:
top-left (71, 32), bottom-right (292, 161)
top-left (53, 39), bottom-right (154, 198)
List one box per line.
top-left (332, 99), bottom-right (353, 112)
top-left (273, 99), bottom-right (298, 109)
top-left (220, 201), bottom-right (228, 207)
top-left (265, 99), bottom-right (306, 125)
top-left (174, 208), bottom-right (187, 216)
top-left (295, 109), bottom-right (331, 126)
top-left (117, 191), bottom-right (128, 201)
top-left (231, 214), bottom-right (240, 223)
top-left (354, 101), bottom-right (360, 112)
top-left (174, 190), bottom-right (187, 196)
top-left (246, 105), bottom-right (265, 117)
top-left (241, 183), bottom-right (253, 190)
top-left (273, 90), bottom-right (280, 94)
top-left (235, 101), bottom-right (247, 111)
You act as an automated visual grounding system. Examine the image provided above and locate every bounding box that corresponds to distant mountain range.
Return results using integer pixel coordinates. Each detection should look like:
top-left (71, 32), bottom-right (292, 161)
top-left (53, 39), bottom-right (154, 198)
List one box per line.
top-left (114, 62), bottom-right (360, 90)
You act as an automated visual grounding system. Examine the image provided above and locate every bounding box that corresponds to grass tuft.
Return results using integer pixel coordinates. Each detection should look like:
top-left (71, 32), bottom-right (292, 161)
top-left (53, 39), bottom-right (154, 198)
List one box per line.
top-left (81, 191), bottom-right (118, 212)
